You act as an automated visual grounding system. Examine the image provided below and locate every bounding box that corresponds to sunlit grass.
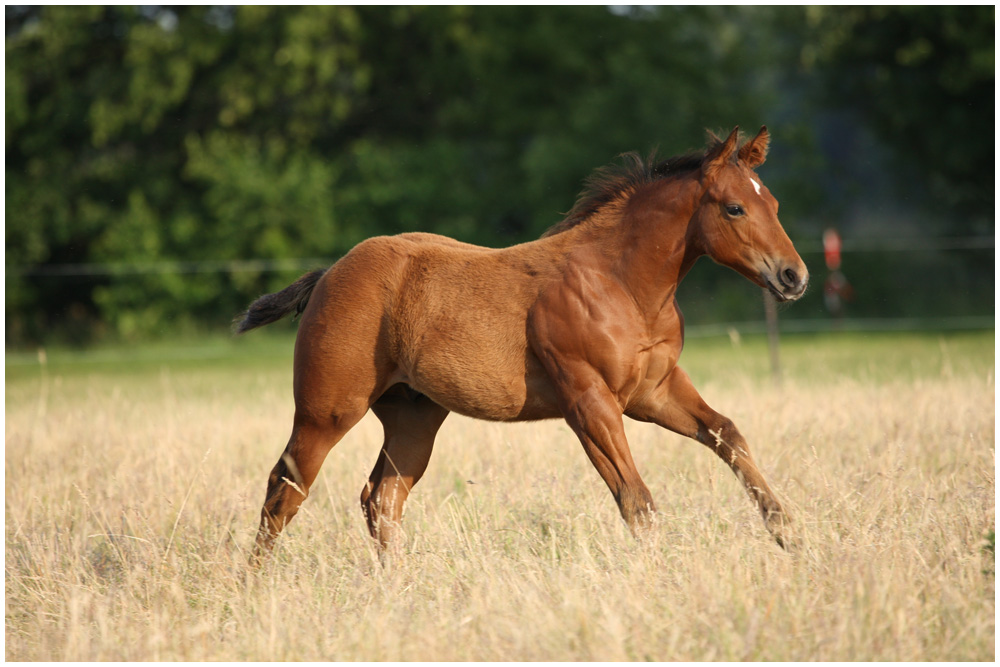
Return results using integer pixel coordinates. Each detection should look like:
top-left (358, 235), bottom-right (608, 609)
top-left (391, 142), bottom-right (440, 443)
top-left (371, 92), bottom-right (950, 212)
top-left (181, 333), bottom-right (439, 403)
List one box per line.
top-left (5, 331), bottom-right (994, 660)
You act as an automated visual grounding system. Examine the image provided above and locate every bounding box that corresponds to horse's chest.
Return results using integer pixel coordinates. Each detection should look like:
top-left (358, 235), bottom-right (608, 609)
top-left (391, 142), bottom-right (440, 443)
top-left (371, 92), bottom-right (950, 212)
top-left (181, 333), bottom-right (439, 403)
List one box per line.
top-left (621, 339), bottom-right (678, 396)
top-left (638, 342), bottom-right (679, 383)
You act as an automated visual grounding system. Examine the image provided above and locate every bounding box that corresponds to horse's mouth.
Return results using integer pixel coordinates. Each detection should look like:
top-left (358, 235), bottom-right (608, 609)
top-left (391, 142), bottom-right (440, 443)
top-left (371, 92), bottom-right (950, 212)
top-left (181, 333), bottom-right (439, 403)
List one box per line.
top-left (757, 258), bottom-right (808, 303)
top-left (763, 277), bottom-right (806, 303)
top-left (764, 279), bottom-right (791, 302)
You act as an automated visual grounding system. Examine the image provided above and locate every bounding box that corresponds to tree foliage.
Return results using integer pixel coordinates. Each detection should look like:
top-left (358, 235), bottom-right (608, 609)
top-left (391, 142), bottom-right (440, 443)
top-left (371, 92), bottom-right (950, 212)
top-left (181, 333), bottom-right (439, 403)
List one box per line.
top-left (800, 6), bottom-right (994, 231)
top-left (5, 7), bottom-right (994, 344)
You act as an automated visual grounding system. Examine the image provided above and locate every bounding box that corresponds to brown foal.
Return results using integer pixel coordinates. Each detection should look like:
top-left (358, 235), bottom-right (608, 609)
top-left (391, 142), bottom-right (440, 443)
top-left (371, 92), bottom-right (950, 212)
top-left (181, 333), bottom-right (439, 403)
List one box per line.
top-left (236, 126), bottom-right (808, 562)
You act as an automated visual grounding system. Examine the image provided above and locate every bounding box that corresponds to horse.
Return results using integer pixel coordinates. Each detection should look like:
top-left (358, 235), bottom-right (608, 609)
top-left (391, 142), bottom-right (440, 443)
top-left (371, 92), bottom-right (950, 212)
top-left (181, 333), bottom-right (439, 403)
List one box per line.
top-left (236, 126), bottom-right (808, 562)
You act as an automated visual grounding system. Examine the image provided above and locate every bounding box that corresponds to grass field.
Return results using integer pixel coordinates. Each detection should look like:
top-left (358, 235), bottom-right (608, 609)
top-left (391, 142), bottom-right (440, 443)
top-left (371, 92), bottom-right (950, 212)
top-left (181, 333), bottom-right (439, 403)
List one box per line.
top-left (5, 330), bottom-right (995, 660)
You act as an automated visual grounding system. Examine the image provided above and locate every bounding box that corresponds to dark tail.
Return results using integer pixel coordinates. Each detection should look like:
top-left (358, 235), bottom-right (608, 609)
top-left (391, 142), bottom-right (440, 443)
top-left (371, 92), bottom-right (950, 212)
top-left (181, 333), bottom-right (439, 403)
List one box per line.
top-left (233, 268), bottom-right (327, 334)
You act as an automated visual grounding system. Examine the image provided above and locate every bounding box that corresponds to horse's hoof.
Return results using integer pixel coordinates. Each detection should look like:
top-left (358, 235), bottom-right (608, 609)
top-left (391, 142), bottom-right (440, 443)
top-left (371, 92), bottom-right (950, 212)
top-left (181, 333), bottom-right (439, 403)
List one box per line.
top-left (766, 512), bottom-right (799, 553)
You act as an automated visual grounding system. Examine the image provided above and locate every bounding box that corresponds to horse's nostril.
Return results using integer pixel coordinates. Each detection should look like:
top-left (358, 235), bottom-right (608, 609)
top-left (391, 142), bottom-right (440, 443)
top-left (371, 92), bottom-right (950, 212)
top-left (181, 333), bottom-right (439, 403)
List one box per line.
top-left (782, 267), bottom-right (798, 288)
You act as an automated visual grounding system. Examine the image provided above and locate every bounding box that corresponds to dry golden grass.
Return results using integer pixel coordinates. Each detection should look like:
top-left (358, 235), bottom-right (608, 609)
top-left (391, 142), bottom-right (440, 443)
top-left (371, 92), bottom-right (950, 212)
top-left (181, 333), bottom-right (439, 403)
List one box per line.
top-left (5, 332), bottom-right (995, 660)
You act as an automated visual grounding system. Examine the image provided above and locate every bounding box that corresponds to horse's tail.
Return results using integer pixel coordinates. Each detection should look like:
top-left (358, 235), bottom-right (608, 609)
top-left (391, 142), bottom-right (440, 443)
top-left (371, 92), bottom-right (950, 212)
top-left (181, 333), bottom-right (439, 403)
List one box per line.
top-left (233, 268), bottom-right (327, 334)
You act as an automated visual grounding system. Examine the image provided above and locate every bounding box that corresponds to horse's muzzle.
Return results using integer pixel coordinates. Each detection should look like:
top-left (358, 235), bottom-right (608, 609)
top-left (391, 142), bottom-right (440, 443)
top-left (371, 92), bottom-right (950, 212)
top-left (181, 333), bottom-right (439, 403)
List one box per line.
top-left (766, 264), bottom-right (808, 302)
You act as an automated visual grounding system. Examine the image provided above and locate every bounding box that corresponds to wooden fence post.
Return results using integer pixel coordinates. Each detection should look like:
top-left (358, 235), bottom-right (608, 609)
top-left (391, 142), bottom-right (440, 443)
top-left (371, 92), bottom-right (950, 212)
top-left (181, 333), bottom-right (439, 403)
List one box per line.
top-left (763, 290), bottom-right (782, 386)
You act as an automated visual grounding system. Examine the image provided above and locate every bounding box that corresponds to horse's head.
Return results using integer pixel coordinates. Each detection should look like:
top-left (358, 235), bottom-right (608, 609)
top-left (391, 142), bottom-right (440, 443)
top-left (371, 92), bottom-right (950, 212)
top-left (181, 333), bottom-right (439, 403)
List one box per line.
top-left (692, 126), bottom-right (808, 302)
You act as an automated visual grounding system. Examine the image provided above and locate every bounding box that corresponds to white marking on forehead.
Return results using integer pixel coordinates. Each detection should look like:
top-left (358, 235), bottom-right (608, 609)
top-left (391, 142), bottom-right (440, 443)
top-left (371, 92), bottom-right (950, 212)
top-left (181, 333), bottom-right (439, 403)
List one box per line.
top-left (750, 177), bottom-right (762, 196)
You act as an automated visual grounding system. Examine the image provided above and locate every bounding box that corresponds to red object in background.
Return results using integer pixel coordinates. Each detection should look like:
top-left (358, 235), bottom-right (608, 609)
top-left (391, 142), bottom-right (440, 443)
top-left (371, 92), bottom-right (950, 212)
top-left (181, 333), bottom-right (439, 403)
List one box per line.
top-left (823, 228), bottom-right (842, 270)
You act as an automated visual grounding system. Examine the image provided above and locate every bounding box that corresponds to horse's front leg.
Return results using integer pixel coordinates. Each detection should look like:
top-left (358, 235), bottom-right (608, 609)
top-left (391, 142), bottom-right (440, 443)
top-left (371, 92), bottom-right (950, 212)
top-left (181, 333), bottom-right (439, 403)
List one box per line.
top-left (551, 370), bottom-right (657, 533)
top-left (527, 276), bottom-right (658, 533)
top-left (627, 366), bottom-right (793, 550)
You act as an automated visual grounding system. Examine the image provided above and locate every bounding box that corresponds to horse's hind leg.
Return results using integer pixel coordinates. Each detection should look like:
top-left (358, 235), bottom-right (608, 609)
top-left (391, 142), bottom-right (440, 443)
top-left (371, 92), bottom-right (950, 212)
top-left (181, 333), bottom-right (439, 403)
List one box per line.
top-left (248, 251), bottom-right (406, 565)
top-left (361, 386), bottom-right (449, 550)
top-left (250, 404), bottom-right (368, 564)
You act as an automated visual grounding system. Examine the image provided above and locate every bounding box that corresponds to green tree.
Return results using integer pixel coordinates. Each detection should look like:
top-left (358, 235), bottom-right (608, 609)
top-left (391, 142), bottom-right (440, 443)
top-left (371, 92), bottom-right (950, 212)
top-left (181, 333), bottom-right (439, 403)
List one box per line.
top-left (6, 6), bottom-right (371, 340)
top-left (7, 6), bottom-right (773, 343)
top-left (9, 7), bottom-right (990, 344)
top-left (800, 6), bottom-right (994, 232)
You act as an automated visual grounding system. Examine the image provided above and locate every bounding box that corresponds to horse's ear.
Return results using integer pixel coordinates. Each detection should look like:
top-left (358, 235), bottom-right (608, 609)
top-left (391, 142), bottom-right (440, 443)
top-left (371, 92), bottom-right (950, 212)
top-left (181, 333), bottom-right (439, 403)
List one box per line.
top-left (738, 125), bottom-right (770, 168)
top-left (703, 126), bottom-right (740, 179)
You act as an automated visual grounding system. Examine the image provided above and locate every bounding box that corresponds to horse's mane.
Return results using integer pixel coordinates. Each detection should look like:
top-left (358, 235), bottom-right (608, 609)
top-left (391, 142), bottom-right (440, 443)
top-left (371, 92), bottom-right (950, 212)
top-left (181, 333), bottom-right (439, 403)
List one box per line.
top-left (542, 135), bottom-right (726, 238)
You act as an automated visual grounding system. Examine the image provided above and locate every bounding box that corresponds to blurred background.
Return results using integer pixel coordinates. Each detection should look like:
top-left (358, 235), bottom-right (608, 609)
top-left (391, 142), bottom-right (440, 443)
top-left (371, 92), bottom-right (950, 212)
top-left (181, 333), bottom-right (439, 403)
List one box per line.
top-left (5, 6), bottom-right (994, 346)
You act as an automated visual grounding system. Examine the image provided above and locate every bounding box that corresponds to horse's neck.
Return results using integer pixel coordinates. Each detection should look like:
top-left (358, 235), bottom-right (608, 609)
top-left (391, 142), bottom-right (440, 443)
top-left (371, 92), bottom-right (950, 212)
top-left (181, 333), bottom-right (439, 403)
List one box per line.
top-left (550, 213), bottom-right (693, 324)
top-left (606, 179), bottom-right (703, 317)
top-left (539, 177), bottom-right (702, 319)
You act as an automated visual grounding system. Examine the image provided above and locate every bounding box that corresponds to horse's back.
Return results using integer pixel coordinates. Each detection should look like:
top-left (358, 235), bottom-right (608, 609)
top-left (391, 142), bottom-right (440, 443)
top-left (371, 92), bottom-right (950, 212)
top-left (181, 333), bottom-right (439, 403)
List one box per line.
top-left (304, 232), bottom-right (484, 303)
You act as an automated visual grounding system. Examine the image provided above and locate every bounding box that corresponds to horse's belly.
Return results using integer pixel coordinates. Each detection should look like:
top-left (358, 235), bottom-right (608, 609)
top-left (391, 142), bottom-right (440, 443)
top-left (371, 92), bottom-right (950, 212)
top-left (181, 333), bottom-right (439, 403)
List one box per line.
top-left (421, 382), bottom-right (561, 422)
top-left (404, 344), bottom-right (561, 422)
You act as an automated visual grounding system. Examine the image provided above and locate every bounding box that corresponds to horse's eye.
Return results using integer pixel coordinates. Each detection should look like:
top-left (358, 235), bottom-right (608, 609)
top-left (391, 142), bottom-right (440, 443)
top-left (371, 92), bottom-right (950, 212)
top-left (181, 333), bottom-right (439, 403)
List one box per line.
top-left (725, 204), bottom-right (745, 217)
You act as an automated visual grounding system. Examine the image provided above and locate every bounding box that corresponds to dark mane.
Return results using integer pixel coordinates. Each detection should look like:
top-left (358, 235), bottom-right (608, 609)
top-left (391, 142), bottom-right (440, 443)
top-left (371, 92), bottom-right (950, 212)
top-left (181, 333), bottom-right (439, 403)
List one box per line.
top-left (542, 139), bottom-right (723, 238)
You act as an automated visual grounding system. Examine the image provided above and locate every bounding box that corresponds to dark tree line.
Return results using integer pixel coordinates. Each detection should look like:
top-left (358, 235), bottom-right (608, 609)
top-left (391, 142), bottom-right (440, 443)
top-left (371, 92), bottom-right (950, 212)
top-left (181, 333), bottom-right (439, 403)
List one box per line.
top-left (6, 6), bottom-right (994, 343)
